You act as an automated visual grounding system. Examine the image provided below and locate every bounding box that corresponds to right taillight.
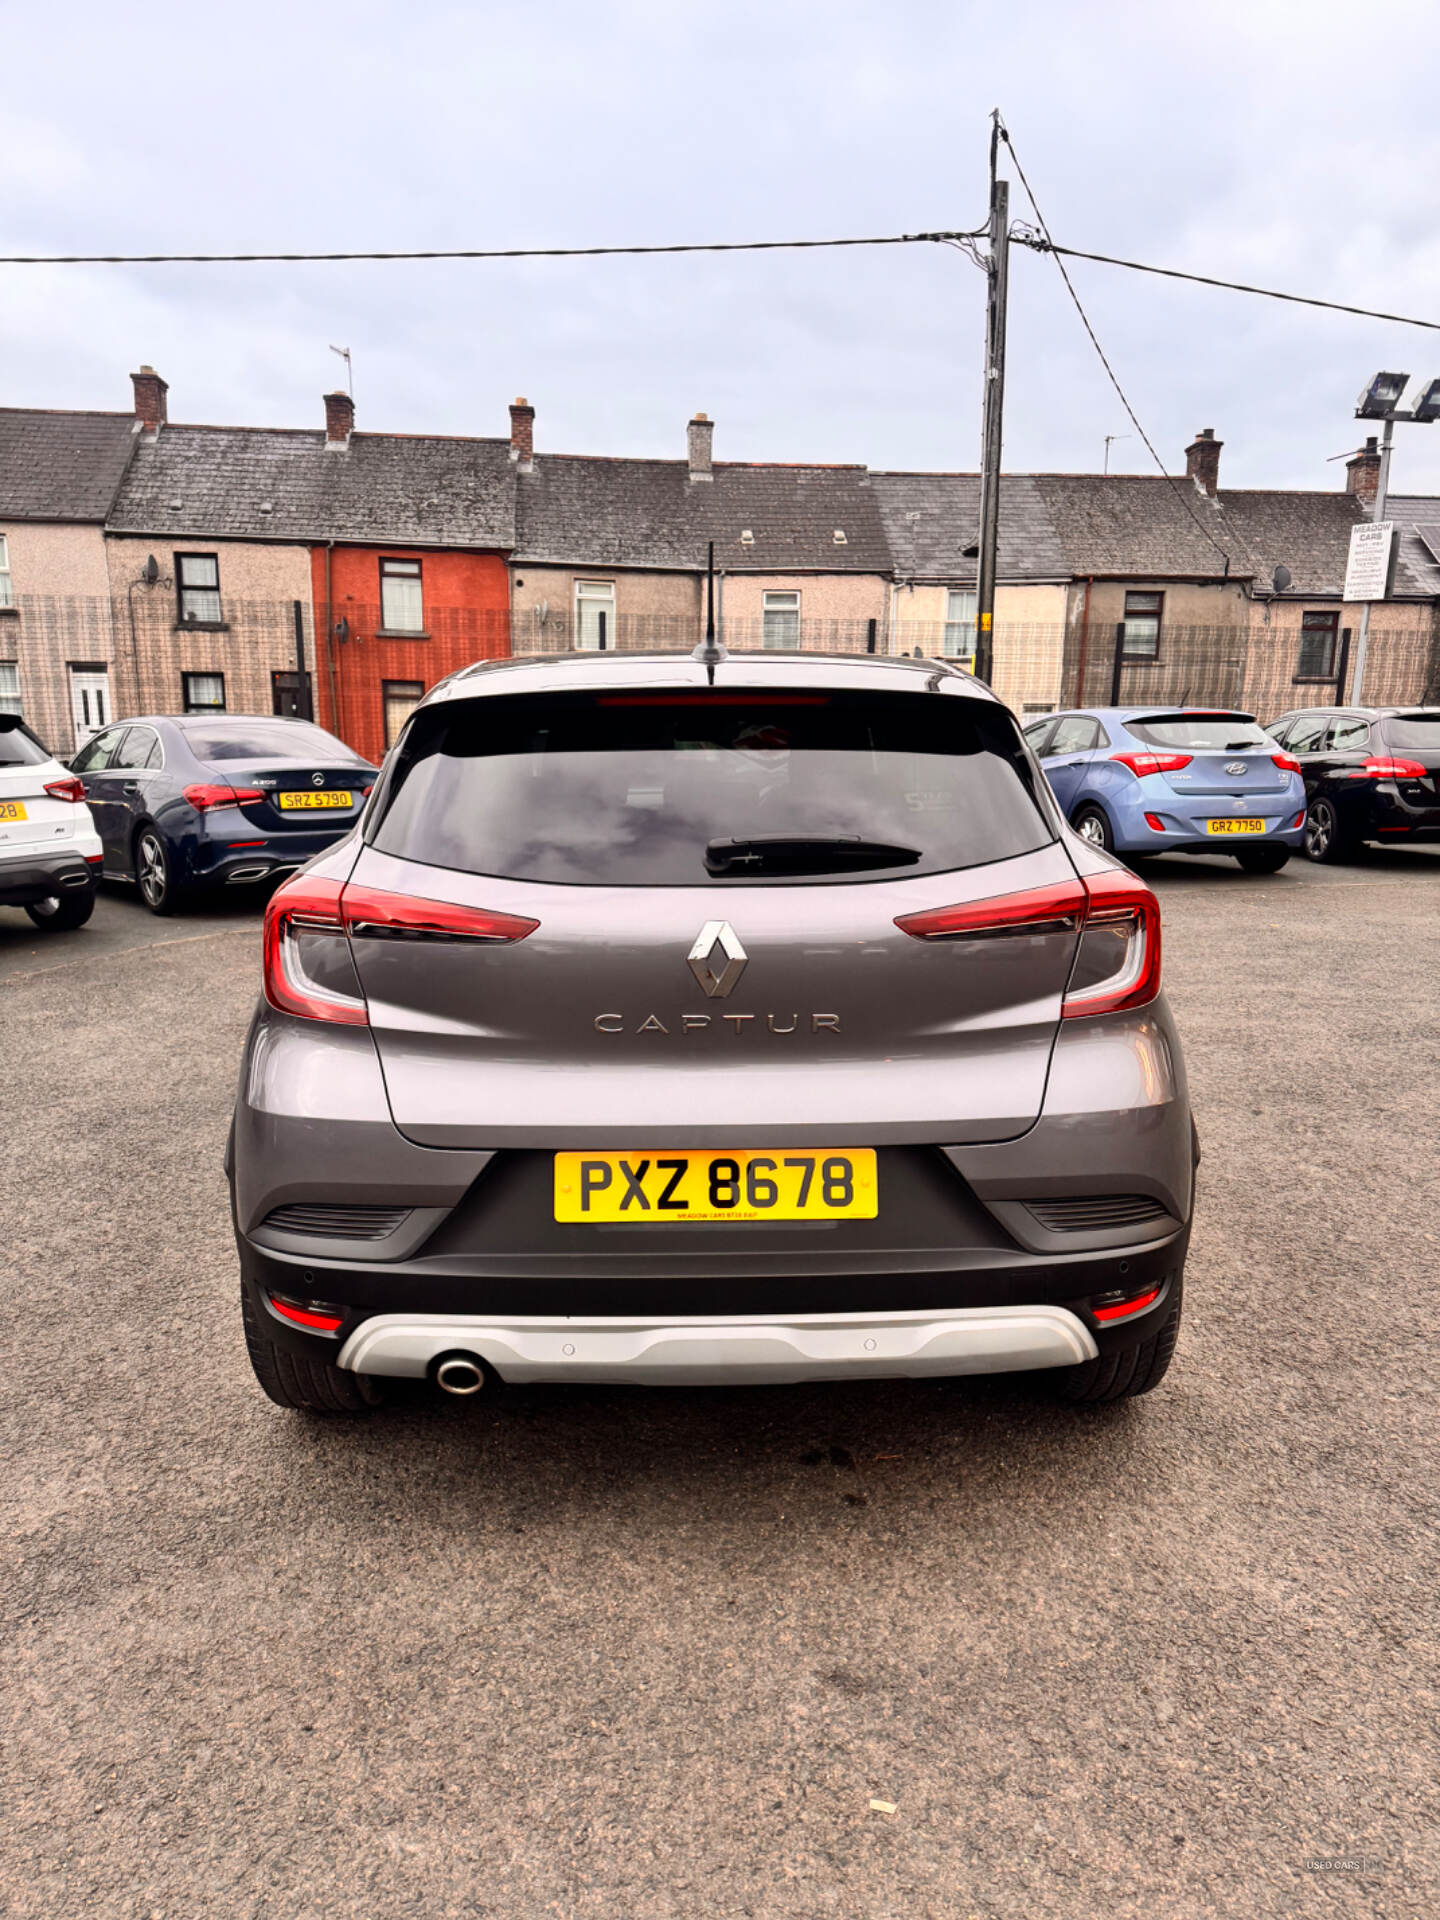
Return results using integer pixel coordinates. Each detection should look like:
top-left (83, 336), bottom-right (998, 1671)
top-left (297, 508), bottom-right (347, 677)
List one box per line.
top-left (895, 867), bottom-right (1161, 1019)
top-left (1270, 752), bottom-right (1302, 776)
top-left (1358, 756), bottom-right (1428, 780)
top-left (263, 873), bottom-right (539, 1025)
top-left (184, 782), bottom-right (266, 812)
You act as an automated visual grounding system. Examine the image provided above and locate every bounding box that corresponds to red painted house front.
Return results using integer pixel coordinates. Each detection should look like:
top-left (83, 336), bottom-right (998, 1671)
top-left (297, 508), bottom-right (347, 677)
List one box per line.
top-left (310, 543), bottom-right (510, 763)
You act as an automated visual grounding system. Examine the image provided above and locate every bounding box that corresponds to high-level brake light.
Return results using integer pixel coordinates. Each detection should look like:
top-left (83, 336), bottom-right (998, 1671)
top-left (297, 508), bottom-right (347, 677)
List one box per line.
top-left (895, 867), bottom-right (1162, 1020)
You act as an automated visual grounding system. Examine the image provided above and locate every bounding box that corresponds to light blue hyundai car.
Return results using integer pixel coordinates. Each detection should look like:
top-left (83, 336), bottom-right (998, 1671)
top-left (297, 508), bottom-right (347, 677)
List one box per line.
top-left (1024, 707), bottom-right (1307, 872)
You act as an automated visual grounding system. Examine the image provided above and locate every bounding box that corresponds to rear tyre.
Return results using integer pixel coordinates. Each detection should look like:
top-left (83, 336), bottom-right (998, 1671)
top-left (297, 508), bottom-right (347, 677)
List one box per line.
top-left (1048, 1274), bottom-right (1183, 1403)
top-left (135, 826), bottom-right (180, 915)
top-left (24, 888), bottom-right (96, 930)
top-left (1302, 797), bottom-right (1360, 864)
top-left (1071, 804), bottom-right (1115, 854)
top-left (1234, 846), bottom-right (1290, 874)
top-left (241, 1286), bottom-right (382, 1414)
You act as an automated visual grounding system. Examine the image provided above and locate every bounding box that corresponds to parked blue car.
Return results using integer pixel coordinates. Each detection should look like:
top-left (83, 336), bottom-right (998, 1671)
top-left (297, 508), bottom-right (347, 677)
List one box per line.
top-left (1024, 707), bottom-right (1307, 872)
top-left (70, 713), bottom-right (379, 914)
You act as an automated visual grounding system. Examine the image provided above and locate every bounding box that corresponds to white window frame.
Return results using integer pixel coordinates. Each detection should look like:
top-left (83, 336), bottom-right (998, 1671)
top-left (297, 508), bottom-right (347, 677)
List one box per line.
top-left (574, 579), bottom-right (616, 651)
top-left (943, 588), bottom-right (977, 655)
top-left (0, 660), bottom-right (19, 712)
top-left (380, 557), bottom-right (425, 634)
top-left (0, 533), bottom-right (12, 609)
top-left (761, 589), bottom-right (801, 650)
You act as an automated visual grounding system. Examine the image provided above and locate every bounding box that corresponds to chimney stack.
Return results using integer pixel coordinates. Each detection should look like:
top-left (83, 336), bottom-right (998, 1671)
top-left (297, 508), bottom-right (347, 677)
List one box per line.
top-left (1346, 435), bottom-right (1382, 507)
top-left (324, 390), bottom-right (354, 450)
top-left (509, 397), bottom-right (535, 471)
top-left (131, 365), bottom-right (168, 436)
top-left (1185, 427), bottom-right (1222, 498)
top-left (687, 412), bottom-right (714, 483)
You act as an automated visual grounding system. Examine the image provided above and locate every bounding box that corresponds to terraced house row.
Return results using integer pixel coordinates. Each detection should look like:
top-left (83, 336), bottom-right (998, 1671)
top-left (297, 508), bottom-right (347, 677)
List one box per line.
top-left (3, 368), bottom-right (1440, 761)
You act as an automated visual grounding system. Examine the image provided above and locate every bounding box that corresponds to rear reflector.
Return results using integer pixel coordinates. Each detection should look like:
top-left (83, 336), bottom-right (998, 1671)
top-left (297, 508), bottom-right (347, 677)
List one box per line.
top-left (84, 853), bottom-right (104, 867)
top-left (263, 872), bottom-right (539, 1024)
top-left (267, 1292), bottom-right (346, 1333)
top-left (184, 783), bottom-right (266, 812)
top-left (43, 776), bottom-right (87, 804)
top-left (1110, 752), bottom-right (1193, 779)
top-left (1291, 810), bottom-right (1306, 829)
top-left (895, 866), bottom-right (1162, 1020)
top-left (1143, 813), bottom-right (1167, 832)
top-left (1091, 1287), bottom-right (1162, 1323)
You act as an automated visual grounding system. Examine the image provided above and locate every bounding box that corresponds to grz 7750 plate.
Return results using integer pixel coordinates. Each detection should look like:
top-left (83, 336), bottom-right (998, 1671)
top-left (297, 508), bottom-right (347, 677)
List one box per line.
top-left (554, 1150), bottom-right (878, 1224)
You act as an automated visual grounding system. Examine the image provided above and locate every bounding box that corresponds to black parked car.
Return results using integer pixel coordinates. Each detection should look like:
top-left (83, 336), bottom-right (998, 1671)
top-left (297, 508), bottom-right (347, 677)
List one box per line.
top-left (71, 714), bottom-right (379, 914)
top-left (1264, 705), bottom-right (1440, 862)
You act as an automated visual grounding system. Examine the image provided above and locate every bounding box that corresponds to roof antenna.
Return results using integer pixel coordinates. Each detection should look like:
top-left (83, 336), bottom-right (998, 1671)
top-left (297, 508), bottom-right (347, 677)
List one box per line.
top-left (691, 540), bottom-right (728, 682)
top-left (328, 344), bottom-right (353, 398)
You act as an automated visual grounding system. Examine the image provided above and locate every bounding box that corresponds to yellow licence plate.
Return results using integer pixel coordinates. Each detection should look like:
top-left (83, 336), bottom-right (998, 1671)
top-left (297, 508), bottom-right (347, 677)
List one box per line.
top-left (277, 789), bottom-right (352, 811)
top-left (0, 801), bottom-right (28, 823)
top-left (554, 1149), bottom-right (879, 1224)
top-left (1206, 818), bottom-right (1265, 835)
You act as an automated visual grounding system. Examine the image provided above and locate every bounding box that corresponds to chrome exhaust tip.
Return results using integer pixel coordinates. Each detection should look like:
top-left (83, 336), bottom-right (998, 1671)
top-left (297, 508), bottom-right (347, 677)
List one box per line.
top-left (434, 1353), bottom-right (486, 1396)
top-left (227, 864), bottom-right (272, 885)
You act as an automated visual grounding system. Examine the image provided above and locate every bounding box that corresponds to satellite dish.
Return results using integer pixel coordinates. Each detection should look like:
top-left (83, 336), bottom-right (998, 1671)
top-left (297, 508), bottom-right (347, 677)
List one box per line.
top-left (1271, 565), bottom-right (1292, 594)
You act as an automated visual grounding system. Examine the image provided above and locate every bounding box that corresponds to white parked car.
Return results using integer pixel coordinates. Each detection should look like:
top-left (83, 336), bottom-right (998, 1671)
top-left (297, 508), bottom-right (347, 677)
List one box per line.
top-left (0, 715), bottom-right (103, 931)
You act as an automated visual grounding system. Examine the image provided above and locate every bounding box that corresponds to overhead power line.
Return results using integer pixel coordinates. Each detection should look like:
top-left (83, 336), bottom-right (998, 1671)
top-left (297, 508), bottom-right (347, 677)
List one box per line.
top-left (0, 231), bottom-right (980, 266)
top-left (1013, 238), bottom-right (1440, 336)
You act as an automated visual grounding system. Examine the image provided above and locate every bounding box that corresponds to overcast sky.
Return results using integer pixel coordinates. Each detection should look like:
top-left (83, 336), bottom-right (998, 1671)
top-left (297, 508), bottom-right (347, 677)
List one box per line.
top-left (6, 0), bottom-right (1440, 493)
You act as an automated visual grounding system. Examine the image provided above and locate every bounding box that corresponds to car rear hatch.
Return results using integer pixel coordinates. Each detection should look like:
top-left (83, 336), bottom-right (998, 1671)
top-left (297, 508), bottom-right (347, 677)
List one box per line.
top-left (0, 725), bottom-right (79, 853)
top-left (1378, 713), bottom-right (1440, 816)
top-left (336, 678), bottom-right (1089, 1149)
top-left (1126, 711), bottom-right (1290, 798)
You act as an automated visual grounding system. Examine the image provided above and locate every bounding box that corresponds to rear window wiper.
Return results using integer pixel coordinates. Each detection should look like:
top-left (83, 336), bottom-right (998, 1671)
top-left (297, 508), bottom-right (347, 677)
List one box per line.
top-left (704, 834), bottom-right (923, 875)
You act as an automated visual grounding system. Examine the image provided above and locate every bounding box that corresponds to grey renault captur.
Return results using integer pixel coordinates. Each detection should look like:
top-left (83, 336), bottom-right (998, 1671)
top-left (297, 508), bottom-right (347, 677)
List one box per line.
top-left (229, 649), bottom-right (1195, 1414)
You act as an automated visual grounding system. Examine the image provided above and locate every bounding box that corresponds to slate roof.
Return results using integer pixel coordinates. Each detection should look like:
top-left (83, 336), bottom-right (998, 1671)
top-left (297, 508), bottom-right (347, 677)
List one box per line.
top-left (0, 408), bottom-right (140, 521)
top-left (871, 472), bottom-right (1067, 581)
top-left (1030, 476), bottom-right (1398, 597)
top-left (512, 457), bottom-right (892, 572)
top-left (107, 427), bottom-right (517, 548)
top-left (1375, 496), bottom-right (1440, 598)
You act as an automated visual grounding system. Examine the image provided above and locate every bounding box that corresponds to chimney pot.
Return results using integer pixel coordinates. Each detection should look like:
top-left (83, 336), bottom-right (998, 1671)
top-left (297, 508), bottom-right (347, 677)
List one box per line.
top-left (1184, 427), bottom-right (1222, 497)
top-left (687, 412), bottom-right (714, 483)
top-left (323, 389), bottom-right (354, 450)
top-left (509, 398), bottom-right (535, 470)
top-left (131, 365), bottom-right (169, 436)
top-left (1345, 435), bottom-right (1383, 506)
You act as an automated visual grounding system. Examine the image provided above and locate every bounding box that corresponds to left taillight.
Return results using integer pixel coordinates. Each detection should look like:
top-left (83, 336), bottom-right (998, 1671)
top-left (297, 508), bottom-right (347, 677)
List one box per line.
top-left (263, 874), bottom-right (539, 1025)
top-left (895, 867), bottom-right (1161, 1019)
top-left (43, 776), bottom-right (86, 804)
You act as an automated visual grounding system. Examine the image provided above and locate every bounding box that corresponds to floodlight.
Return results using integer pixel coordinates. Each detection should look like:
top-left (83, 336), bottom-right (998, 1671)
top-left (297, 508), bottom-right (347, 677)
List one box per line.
top-left (1356, 371), bottom-right (1409, 419)
top-left (1411, 378), bottom-right (1440, 423)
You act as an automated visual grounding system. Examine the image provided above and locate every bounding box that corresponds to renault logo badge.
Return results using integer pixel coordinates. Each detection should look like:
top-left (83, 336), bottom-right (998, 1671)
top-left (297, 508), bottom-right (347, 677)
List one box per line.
top-left (687, 921), bottom-right (747, 998)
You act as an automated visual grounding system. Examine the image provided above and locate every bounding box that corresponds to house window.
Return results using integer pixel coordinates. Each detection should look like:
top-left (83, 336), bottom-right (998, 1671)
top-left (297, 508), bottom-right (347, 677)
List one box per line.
top-left (380, 558), bottom-right (425, 633)
top-left (944, 588), bottom-right (977, 655)
top-left (1121, 591), bottom-right (1163, 658)
top-left (1296, 611), bottom-right (1339, 680)
top-left (182, 672), bottom-right (226, 713)
top-left (383, 680), bottom-right (424, 747)
top-left (0, 534), bottom-right (12, 608)
top-left (574, 580), bottom-right (616, 650)
top-left (176, 553), bottom-right (222, 625)
top-left (762, 590), bottom-right (801, 649)
top-left (0, 661), bottom-right (19, 711)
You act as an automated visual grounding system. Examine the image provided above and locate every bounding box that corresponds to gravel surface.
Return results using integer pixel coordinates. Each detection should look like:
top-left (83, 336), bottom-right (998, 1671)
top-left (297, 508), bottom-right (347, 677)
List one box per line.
top-left (2, 857), bottom-right (1437, 1918)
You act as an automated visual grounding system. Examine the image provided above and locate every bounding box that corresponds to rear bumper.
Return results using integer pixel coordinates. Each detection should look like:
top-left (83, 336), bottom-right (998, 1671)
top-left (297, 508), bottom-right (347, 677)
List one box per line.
top-left (186, 822), bottom-right (355, 887)
top-left (0, 848), bottom-right (100, 907)
top-left (337, 1301), bottom-right (1100, 1385)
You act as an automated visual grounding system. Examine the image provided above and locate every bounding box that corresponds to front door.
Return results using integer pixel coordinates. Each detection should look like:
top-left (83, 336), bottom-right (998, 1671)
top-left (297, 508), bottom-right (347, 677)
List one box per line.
top-left (1041, 714), bottom-right (1102, 813)
top-left (70, 668), bottom-right (111, 750)
top-left (272, 671), bottom-right (314, 720)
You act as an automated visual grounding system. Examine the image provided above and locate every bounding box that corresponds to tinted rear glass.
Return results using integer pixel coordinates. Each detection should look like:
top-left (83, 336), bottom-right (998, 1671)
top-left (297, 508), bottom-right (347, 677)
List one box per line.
top-left (0, 716), bottom-right (49, 767)
top-left (1382, 712), bottom-right (1440, 751)
top-left (370, 689), bottom-right (1053, 885)
top-left (182, 720), bottom-right (360, 762)
top-left (1126, 715), bottom-right (1270, 750)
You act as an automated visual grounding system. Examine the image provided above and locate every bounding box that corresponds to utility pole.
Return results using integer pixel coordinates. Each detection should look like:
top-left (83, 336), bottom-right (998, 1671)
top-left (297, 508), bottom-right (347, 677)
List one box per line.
top-left (974, 114), bottom-right (1010, 686)
top-left (1349, 414), bottom-right (1395, 705)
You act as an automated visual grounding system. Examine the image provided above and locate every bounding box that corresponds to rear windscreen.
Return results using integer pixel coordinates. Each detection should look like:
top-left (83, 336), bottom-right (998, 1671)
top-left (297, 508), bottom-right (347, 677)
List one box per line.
top-left (1126, 715), bottom-right (1269, 750)
top-left (1382, 713), bottom-right (1440, 751)
top-left (182, 720), bottom-right (358, 762)
top-left (0, 716), bottom-right (48, 767)
top-left (369, 689), bottom-right (1054, 885)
